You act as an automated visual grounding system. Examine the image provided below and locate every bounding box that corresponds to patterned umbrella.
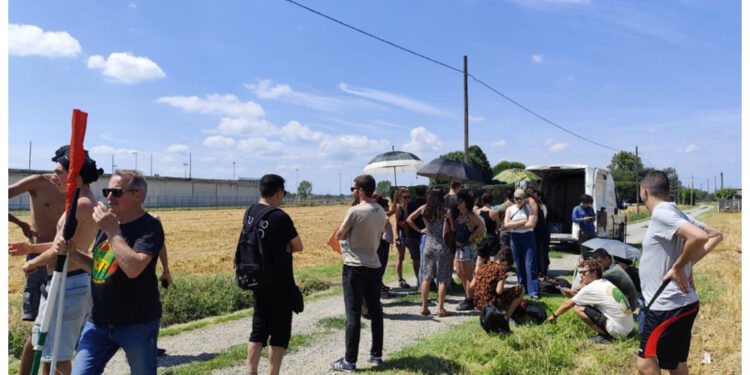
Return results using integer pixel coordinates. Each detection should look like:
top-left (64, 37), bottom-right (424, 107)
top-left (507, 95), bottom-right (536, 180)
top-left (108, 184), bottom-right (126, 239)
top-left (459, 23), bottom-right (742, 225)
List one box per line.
top-left (363, 149), bottom-right (422, 186)
top-left (492, 168), bottom-right (541, 184)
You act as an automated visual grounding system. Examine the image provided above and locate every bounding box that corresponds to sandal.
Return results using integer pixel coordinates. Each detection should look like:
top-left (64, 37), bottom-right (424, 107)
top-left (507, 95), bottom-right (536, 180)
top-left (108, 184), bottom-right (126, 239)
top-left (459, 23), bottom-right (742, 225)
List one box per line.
top-left (438, 309), bottom-right (451, 317)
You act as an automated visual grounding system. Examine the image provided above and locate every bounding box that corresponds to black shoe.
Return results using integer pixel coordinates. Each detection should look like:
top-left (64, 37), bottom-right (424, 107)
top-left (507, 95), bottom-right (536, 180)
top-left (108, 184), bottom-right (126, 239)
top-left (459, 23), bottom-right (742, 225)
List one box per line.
top-left (399, 279), bottom-right (411, 289)
top-left (381, 284), bottom-right (391, 292)
top-left (456, 299), bottom-right (474, 311)
top-left (588, 334), bottom-right (613, 344)
top-left (157, 347), bottom-right (167, 356)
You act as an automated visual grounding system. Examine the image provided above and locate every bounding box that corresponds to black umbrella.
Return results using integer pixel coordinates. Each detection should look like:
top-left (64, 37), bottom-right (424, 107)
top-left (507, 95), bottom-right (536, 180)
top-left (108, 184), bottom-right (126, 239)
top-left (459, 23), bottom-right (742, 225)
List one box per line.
top-left (417, 158), bottom-right (487, 185)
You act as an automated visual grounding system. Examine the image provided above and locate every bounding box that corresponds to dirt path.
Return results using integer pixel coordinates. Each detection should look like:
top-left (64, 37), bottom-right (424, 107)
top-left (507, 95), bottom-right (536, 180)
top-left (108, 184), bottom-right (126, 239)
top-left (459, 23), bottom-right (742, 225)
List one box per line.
top-left (103, 253), bottom-right (582, 374)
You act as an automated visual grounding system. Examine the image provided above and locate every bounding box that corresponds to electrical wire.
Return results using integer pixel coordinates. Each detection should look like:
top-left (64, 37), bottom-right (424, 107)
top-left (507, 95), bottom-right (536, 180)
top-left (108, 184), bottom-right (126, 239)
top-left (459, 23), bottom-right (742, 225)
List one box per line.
top-left (283, 0), bottom-right (656, 161)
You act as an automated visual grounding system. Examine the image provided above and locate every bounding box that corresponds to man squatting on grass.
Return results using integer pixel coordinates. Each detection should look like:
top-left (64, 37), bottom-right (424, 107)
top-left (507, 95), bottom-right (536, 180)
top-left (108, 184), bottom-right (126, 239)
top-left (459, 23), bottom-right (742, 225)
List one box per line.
top-left (8, 146), bottom-right (102, 375)
top-left (8, 173), bottom-right (65, 375)
top-left (330, 175), bottom-right (387, 372)
top-left (548, 259), bottom-right (634, 344)
top-left (246, 174), bottom-right (303, 375)
top-left (636, 170), bottom-right (722, 375)
top-left (59, 170), bottom-right (165, 375)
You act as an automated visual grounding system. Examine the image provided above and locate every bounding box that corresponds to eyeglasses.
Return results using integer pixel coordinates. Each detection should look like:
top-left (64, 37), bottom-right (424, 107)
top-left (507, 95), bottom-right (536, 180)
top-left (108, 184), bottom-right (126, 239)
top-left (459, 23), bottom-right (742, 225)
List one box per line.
top-left (102, 188), bottom-right (139, 197)
top-left (350, 186), bottom-right (359, 192)
top-left (579, 269), bottom-right (593, 275)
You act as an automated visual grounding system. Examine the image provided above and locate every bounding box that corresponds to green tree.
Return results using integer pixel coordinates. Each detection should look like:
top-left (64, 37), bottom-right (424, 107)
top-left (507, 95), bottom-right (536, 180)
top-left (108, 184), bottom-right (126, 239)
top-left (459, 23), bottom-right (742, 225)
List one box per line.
top-left (713, 188), bottom-right (740, 200)
top-left (607, 151), bottom-right (644, 204)
top-left (438, 145), bottom-right (493, 184)
top-left (492, 160), bottom-right (526, 177)
top-left (297, 180), bottom-right (312, 198)
top-left (376, 180), bottom-right (392, 197)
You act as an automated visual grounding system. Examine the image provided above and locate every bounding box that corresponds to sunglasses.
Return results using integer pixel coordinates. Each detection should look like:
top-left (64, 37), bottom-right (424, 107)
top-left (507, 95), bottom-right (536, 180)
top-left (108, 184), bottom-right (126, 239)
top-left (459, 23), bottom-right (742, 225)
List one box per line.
top-left (102, 188), bottom-right (139, 197)
top-left (350, 186), bottom-right (359, 192)
top-left (578, 269), bottom-right (593, 275)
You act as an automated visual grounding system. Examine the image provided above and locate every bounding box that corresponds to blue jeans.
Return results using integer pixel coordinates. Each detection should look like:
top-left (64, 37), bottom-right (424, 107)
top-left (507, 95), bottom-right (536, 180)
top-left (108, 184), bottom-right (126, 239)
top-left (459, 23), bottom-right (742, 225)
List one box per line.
top-left (417, 234), bottom-right (426, 286)
top-left (72, 319), bottom-right (159, 375)
top-left (510, 231), bottom-right (539, 297)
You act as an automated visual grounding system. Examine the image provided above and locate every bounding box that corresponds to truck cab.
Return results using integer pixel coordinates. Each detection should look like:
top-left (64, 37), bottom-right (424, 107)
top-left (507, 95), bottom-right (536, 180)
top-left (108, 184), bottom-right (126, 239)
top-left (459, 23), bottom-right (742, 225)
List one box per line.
top-left (524, 164), bottom-right (626, 244)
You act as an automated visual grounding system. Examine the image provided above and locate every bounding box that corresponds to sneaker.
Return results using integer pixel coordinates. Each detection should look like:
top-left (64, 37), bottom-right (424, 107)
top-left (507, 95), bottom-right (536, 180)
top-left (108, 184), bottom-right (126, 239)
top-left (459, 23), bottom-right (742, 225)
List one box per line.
top-left (368, 355), bottom-right (383, 366)
top-left (399, 279), bottom-right (411, 289)
top-left (456, 299), bottom-right (474, 311)
top-left (157, 347), bottom-right (167, 357)
top-left (588, 334), bottom-right (613, 344)
top-left (381, 284), bottom-right (391, 292)
top-left (529, 295), bottom-right (541, 300)
top-left (329, 358), bottom-right (356, 372)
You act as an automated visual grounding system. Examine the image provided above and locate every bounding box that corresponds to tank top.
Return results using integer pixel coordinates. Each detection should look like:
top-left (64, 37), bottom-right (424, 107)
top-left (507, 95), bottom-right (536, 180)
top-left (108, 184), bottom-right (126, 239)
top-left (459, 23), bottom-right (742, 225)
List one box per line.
top-left (479, 209), bottom-right (497, 238)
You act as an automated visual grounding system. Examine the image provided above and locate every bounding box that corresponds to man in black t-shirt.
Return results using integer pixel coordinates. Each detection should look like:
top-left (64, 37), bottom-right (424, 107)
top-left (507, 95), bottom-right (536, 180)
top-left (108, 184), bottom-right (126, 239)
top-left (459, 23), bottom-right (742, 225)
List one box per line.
top-left (406, 185), bottom-right (427, 287)
top-left (246, 174), bottom-right (303, 375)
top-left (63, 170), bottom-right (164, 375)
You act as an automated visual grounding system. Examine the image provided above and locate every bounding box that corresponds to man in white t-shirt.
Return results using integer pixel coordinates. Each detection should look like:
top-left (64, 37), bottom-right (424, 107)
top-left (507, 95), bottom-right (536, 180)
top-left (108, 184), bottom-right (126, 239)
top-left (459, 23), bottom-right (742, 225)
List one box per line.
top-left (636, 170), bottom-right (722, 375)
top-left (329, 175), bottom-right (387, 372)
top-left (548, 259), bottom-right (634, 344)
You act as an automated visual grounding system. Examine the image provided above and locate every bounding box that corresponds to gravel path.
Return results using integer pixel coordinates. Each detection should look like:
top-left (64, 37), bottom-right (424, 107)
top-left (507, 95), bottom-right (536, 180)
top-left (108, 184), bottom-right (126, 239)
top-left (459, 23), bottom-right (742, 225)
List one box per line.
top-left (103, 253), bottom-right (582, 374)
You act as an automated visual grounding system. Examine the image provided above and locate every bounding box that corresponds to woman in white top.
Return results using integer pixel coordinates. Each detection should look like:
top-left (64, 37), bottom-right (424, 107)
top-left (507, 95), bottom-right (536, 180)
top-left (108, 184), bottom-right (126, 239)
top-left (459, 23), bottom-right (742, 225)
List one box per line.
top-left (503, 188), bottom-right (540, 298)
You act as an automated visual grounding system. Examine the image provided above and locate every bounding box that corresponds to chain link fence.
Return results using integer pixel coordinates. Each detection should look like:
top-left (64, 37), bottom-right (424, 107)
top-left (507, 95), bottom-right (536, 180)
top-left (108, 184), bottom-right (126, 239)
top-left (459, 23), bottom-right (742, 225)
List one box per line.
top-left (718, 199), bottom-right (741, 213)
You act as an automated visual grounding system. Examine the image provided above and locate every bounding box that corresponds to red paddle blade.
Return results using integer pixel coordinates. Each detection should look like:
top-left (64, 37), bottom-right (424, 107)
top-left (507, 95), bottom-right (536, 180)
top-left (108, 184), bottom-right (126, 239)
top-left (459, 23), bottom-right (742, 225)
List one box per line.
top-left (65, 109), bottom-right (88, 213)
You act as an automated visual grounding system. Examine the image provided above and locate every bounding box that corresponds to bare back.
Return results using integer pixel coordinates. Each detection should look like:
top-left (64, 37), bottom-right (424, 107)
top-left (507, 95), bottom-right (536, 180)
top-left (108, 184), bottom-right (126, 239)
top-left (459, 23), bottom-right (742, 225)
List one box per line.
top-left (53, 187), bottom-right (99, 272)
top-left (9, 174), bottom-right (65, 243)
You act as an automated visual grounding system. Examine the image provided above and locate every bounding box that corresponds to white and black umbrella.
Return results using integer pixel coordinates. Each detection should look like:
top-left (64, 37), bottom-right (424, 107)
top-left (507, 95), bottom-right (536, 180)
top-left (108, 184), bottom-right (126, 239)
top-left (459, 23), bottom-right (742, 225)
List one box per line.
top-left (417, 158), bottom-right (487, 185)
top-left (363, 149), bottom-right (423, 186)
top-left (581, 238), bottom-right (642, 261)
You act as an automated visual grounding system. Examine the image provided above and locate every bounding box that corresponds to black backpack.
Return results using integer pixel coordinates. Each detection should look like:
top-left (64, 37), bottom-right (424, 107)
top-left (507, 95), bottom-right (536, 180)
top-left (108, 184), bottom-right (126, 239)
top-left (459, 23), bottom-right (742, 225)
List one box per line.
top-left (234, 205), bottom-right (278, 291)
top-left (511, 300), bottom-right (548, 325)
top-left (480, 303), bottom-right (510, 333)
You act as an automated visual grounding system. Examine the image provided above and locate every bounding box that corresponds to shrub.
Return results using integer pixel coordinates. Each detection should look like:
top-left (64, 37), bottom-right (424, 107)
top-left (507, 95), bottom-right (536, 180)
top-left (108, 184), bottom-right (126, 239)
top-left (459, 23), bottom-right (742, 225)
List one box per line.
top-left (297, 277), bottom-right (332, 296)
top-left (160, 274), bottom-right (253, 327)
top-left (9, 321), bottom-right (31, 358)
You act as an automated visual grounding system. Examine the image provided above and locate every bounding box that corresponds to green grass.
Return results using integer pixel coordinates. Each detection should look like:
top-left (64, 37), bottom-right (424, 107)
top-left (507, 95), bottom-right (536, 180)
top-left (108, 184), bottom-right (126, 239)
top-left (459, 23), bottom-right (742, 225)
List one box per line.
top-left (360, 294), bottom-right (639, 375)
top-left (548, 250), bottom-right (566, 259)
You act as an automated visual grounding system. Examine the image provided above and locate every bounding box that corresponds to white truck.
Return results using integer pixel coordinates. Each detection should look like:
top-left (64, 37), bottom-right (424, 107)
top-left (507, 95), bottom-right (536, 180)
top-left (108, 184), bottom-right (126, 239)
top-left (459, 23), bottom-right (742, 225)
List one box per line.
top-left (524, 164), bottom-right (627, 244)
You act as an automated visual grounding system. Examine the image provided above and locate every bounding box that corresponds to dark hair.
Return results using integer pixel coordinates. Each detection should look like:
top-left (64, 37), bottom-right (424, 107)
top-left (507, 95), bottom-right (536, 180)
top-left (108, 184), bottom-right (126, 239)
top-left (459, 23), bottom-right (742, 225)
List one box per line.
top-left (259, 174), bottom-right (285, 198)
top-left (457, 190), bottom-right (473, 210)
top-left (423, 188), bottom-right (445, 222)
top-left (579, 194), bottom-right (593, 204)
top-left (498, 246), bottom-right (512, 259)
top-left (450, 181), bottom-right (462, 190)
top-left (51, 145), bottom-right (103, 184)
top-left (504, 191), bottom-right (514, 202)
top-left (641, 170), bottom-right (670, 199)
top-left (414, 185), bottom-right (427, 198)
top-left (579, 259), bottom-right (603, 278)
top-left (372, 194), bottom-right (389, 210)
top-left (481, 192), bottom-right (494, 206)
top-left (354, 175), bottom-right (376, 197)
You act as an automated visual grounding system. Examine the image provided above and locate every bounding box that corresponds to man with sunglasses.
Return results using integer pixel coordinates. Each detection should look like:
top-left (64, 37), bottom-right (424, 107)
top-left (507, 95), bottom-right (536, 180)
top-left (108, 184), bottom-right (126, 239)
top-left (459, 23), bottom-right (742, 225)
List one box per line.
top-left (9, 146), bottom-right (103, 375)
top-left (548, 259), bottom-right (634, 344)
top-left (60, 169), bottom-right (165, 375)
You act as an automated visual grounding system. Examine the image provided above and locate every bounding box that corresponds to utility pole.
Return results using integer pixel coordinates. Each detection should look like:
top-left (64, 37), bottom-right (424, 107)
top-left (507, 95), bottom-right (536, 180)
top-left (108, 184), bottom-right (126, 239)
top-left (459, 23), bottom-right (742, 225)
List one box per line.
top-left (28, 141), bottom-right (32, 171)
top-left (150, 153), bottom-right (153, 176)
top-left (720, 172), bottom-right (724, 189)
top-left (463, 55), bottom-right (469, 164)
top-left (295, 168), bottom-right (299, 202)
top-left (111, 154), bottom-right (116, 174)
top-left (706, 178), bottom-right (709, 194)
top-left (232, 161), bottom-right (236, 180)
top-left (133, 152), bottom-right (138, 171)
top-left (339, 172), bottom-right (342, 196)
top-left (635, 146), bottom-right (639, 214)
top-left (714, 175), bottom-right (717, 192)
top-left (691, 175), bottom-right (694, 206)
top-left (189, 152), bottom-right (192, 179)
top-left (183, 163), bottom-right (188, 179)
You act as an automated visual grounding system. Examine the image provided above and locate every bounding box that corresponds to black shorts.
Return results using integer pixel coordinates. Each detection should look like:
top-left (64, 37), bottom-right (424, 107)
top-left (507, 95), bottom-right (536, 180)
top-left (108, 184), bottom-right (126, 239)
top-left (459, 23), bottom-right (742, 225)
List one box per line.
top-left (477, 236), bottom-right (499, 260)
top-left (583, 306), bottom-right (609, 334)
top-left (405, 237), bottom-right (421, 261)
top-left (249, 290), bottom-right (293, 349)
top-left (638, 302), bottom-right (699, 370)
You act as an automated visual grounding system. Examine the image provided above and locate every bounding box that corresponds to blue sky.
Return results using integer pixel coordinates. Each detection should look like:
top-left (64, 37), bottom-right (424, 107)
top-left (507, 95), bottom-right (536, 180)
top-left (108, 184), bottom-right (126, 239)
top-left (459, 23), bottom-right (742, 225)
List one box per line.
top-left (8, 0), bottom-right (741, 195)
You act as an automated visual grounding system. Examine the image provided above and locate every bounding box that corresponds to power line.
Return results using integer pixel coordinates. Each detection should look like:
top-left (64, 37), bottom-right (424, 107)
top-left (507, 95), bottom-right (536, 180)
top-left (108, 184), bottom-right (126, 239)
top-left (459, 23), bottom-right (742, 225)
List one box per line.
top-left (283, 0), bottom-right (655, 159)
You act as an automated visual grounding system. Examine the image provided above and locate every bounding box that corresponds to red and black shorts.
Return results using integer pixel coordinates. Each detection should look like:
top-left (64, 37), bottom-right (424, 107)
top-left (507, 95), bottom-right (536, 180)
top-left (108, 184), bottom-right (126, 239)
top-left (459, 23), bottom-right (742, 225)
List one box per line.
top-left (638, 301), bottom-right (699, 370)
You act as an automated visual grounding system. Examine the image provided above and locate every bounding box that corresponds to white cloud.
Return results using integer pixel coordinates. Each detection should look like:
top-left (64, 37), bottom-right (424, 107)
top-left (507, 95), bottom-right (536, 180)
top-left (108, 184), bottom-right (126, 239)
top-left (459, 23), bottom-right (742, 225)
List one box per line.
top-left (203, 135), bottom-right (236, 148)
top-left (167, 144), bottom-right (190, 153)
top-left (339, 83), bottom-right (451, 117)
top-left (90, 145), bottom-right (138, 156)
top-left (217, 117), bottom-right (279, 136)
top-left (281, 121), bottom-right (323, 142)
top-left (492, 140), bottom-right (507, 148)
top-left (564, 74), bottom-right (576, 82)
top-left (531, 54), bottom-right (544, 63)
top-left (549, 143), bottom-right (569, 152)
top-left (9, 24), bottom-right (81, 57)
top-left (320, 134), bottom-right (390, 160)
top-left (156, 94), bottom-right (265, 118)
top-left (402, 127), bottom-right (442, 155)
top-left (469, 115), bottom-right (485, 123)
top-left (87, 52), bottom-right (165, 84)
top-left (545, 138), bottom-right (554, 145)
top-left (128, 2), bottom-right (138, 9)
top-left (236, 137), bottom-right (284, 156)
top-left (245, 80), bottom-right (345, 112)
top-left (683, 144), bottom-right (699, 153)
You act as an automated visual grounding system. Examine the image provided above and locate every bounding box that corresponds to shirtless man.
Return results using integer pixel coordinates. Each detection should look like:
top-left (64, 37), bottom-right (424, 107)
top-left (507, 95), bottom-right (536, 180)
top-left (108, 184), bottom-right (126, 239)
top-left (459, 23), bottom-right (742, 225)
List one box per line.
top-left (8, 146), bottom-right (103, 375)
top-left (9, 174), bottom-right (65, 323)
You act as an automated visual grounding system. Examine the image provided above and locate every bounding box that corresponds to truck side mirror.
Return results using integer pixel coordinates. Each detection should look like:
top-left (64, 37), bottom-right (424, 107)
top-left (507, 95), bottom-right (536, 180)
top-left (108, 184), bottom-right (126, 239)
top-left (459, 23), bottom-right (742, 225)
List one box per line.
top-left (618, 200), bottom-right (628, 210)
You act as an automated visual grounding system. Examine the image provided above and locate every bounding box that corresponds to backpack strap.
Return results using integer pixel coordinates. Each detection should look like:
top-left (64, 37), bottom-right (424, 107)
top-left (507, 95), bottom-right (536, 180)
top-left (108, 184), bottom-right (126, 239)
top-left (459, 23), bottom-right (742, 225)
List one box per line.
top-left (645, 280), bottom-right (671, 312)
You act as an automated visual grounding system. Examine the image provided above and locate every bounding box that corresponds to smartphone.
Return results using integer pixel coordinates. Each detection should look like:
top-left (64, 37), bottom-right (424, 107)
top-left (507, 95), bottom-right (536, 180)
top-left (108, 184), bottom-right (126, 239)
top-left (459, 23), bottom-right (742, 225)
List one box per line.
top-left (161, 279), bottom-right (169, 289)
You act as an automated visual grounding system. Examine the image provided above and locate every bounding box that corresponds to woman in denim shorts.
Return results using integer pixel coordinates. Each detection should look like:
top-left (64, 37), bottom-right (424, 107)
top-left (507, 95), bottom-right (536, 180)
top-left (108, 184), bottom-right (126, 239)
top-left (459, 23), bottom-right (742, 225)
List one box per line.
top-left (454, 190), bottom-right (486, 311)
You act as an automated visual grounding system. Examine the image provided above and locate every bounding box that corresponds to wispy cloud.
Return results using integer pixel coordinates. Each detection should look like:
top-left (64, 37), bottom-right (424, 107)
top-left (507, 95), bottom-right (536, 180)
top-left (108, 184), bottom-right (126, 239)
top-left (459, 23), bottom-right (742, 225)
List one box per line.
top-left (128, 2), bottom-right (138, 9)
top-left (492, 140), bottom-right (507, 148)
top-left (677, 144), bottom-right (699, 153)
top-left (549, 143), bottom-right (568, 152)
top-left (564, 74), bottom-right (576, 82)
top-left (157, 94), bottom-right (264, 118)
top-left (87, 52), bottom-right (165, 84)
top-left (167, 144), bottom-right (189, 153)
top-left (339, 83), bottom-right (451, 117)
top-left (469, 115), bottom-right (485, 123)
top-left (319, 134), bottom-right (390, 161)
top-left (9, 24), bottom-right (81, 57)
top-left (531, 54), bottom-right (544, 63)
top-left (245, 79), bottom-right (345, 112)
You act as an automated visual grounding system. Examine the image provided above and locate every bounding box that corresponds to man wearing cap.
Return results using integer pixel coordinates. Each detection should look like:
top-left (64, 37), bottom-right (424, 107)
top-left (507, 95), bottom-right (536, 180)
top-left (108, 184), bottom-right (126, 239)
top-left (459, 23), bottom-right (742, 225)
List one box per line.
top-left (548, 259), bottom-right (634, 344)
top-left (9, 146), bottom-right (103, 375)
top-left (588, 248), bottom-right (638, 316)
